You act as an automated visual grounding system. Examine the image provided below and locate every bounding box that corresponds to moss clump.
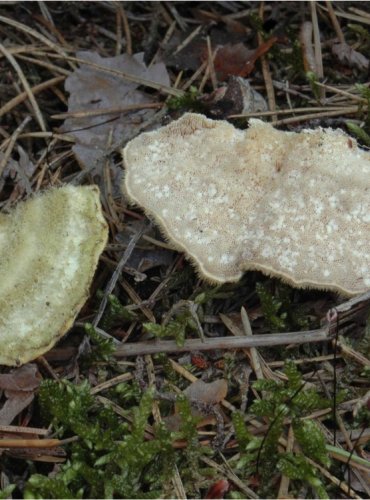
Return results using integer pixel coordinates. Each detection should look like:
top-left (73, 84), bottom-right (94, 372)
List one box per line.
top-left (233, 361), bottom-right (330, 498)
top-left (25, 380), bottom-right (174, 499)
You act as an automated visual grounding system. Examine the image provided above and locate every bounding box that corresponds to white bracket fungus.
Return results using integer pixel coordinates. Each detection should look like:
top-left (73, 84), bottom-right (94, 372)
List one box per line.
top-left (123, 113), bottom-right (370, 297)
top-left (0, 185), bottom-right (108, 366)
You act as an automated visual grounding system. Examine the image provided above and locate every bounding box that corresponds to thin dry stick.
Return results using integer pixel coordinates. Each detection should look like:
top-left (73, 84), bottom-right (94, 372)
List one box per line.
top-left (181, 60), bottom-right (208, 91)
top-left (300, 21), bottom-right (316, 73)
top-left (115, 4), bottom-right (123, 56)
top-left (258, 2), bottom-right (277, 121)
top-left (0, 75), bottom-right (65, 119)
top-left (174, 24), bottom-right (202, 55)
top-left (150, 21), bottom-right (177, 67)
top-left (120, 278), bottom-right (156, 322)
top-left (0, 116), bottom-right (31, 176)
top-left (272, 106), bottom-right (358, 125)
top-left (171, 465), bottom-right (187, 500)
top-left (114, 328), bottom-right (330, 357)
top-left (317, 4), bottom-right (370, 27)
top-left (0, 425), bottom-right (48, 436)
top-left (146, 355), bottom-right (162, 424)
top-left (310, 2), bottom-right (324, 93)
top-left (314, 81), bottom-right (365, 102)
top-left (90, 372), bottom-right (133, 395)
top-left (51, 102), bottom-right (162, 120)
top-left (0, 44), bottom-right (46, 58)
top-left (277, 425), bottom-right (294, 499)
top-left (60, 54), bottom-right (184, 97)
top-left (241, 307), bottom-right (264, 380)
top-left (337, 340), bottom-right (370, 367)
top-left (228, 105), bottom-right (352, 119)
top-left (118, 3), bottom-right (132, 55)
top-left (198, 62), bottom-right (210, 93)
top-left (0, 439), bottom-right (61, 448)
top-left (16, 54), bottom-right (71, 76)
top-left (306, 457), bottom-right (360, 499)
top-left (325, 0), bottom-right (345, 43)
top-left (206, 36), bottom-right (218, 91)
top-left (0, 43), bottom-right (46, 131)
top-left (93, 222), bottom-right (148, 327)
top-left (202, 456), bottom-right (259, 499)
top-left (0, 15), bottom-right (76, 68)
top-left (349, 6), bottom-right (370, 20)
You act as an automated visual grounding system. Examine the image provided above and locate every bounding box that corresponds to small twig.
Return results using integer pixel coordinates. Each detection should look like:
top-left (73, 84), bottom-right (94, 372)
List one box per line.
top-left (228, 105), bottom-right (352, 119)
top-left (310, 2), bottom-right (324, 99)
top-left (317, 3), bottom-right (370, 27)
top-left (59, 54), bottom-right (184, 97)
top-left (0, 76), bottom-right (65, 119)
top-left (0, 116), bottom-right (32, 177)
top-left (277, 425), bottom-right (294, 498)
top-left (241, 307), bottom-right (264, 380)
top-left (93, 221), bottom-right (149, 327)
top-left (206, 36), bottom-right (218, 91)
top-left (0, 425), bottom-right (48, 436)
top-left (174, 24), bottom-right (202, 55)
top-left (0, 15), bottom-right (76, 68)
top-left (118, 3), bottom-right (132, 55)
top-left (0, 439), bottom-right (61, 448)
top-left (0, 43), bottom-right (46, 131)
top-left (115, 4), bottom-right (123, 56)
top-left (114, 328), bottom-right (330, 357)
top-left (272, 106), bottom-right (358, 125)
top-left (51, 102), bottom-right (162, 120)
top-left (325, 0), bottom-right (345, 43)
top-left (258, 2), bottom-right (277, 121)
top-left (300, 21), bottom-right (316, 73)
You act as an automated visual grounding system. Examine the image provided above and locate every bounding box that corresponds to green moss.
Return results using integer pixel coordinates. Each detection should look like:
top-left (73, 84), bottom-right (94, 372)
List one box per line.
top-left (26, 381), bottom-right (174, 499)
top-left (99, 293), bottom-right (137, 330)
top-left (0, 485), bottom-right (16, 499)
top-left (167, 87), bottom-right (205, 113)
top-left (233, 361), bottom-right (330, 498)
top-left (83, 323), bottom-right (116, 364)
top-left (256, 282), bottom-right (310, 332)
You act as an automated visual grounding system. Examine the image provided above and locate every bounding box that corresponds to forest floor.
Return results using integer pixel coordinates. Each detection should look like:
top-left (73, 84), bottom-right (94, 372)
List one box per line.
top-left (0, 2), bottom-right (369, 499)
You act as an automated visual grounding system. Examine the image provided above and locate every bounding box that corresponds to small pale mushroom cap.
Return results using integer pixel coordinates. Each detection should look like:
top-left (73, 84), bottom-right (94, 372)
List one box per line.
top-left (122, 113), bottom-right (370, 296)
top-left (0, 185), bottom-right (108, 366)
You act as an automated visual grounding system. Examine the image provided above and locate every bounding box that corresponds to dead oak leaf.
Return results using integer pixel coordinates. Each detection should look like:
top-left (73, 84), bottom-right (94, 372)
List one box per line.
top-left (0, 364), bottom-right (41, 425)
top-left (61, 50), bottom-right (170, 173)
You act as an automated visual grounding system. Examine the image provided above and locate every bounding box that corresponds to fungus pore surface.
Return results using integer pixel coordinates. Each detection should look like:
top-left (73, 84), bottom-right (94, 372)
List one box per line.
top-left (123, 113), bottom-right (370, 296)
top-left (0, 185), bottom-right (108, 366)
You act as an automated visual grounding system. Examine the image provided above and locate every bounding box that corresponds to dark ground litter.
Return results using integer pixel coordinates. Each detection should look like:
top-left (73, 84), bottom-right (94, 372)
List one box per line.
top-left (0, 2), bottom-right (369, 499)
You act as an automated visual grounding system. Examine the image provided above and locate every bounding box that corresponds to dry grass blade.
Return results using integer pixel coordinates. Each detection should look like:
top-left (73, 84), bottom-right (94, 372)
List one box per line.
top-left (0, 76), bottom-right (65, 119)
top-left (0, 43), bottom-right (46, 131)
top-left (0, 15), bottom-right (75, 67)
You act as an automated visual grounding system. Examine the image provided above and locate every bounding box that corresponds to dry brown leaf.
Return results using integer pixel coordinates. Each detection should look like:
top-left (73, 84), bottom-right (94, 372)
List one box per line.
top-left (0, 364), bottom-right (41, 425)
top-left (0, 363), bottom-right (41, 392)
top-left (183, 379), bottom-right (228, 405)
top-left (164, 379), bottom-right (228, 432)
top-left (213, 38), bottom-right (278, 81)
top-left (61, 50), bottom-right (170, 173)
top-left (332, 42), bottom-right (369, 71)
top-left (0, 148), bottom-right (36, 194)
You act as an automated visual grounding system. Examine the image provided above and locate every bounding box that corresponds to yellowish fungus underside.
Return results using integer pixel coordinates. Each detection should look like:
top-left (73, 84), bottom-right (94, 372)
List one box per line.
top-left (123, 113), bottom-right (370, 297)
top-left (0, 185), bottom-right (108, 366)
